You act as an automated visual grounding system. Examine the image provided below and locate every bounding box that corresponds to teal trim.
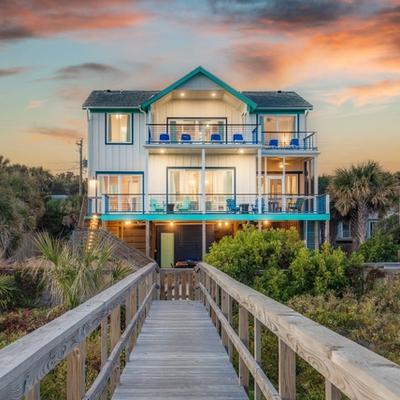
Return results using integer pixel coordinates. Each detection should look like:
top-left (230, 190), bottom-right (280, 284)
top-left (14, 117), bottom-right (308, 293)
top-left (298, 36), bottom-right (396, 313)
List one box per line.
top-left (100, 213), bottom-right (330, 222)
top-left (90, 108), bottom-right (141, 113)
top-left (253, 109), bottom-right (306, 114)
top-left (140, 66), bottom-right (257, 111)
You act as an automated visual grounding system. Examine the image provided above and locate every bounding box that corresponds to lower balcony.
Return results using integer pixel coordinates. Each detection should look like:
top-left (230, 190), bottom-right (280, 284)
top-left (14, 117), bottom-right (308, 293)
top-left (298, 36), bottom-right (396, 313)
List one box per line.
top-left (88, 194), bottom-right (330, 221)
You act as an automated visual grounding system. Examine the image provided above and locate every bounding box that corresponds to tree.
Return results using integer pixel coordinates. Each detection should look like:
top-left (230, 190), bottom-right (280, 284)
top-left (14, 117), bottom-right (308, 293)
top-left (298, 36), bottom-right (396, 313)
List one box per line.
top-left (329, 161), bottom-right (398, 250)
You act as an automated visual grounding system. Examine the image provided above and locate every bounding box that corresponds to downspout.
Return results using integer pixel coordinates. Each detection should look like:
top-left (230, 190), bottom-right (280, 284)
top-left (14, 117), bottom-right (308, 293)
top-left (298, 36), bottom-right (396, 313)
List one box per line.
top-left (139, 105), bottom-right (149, 215)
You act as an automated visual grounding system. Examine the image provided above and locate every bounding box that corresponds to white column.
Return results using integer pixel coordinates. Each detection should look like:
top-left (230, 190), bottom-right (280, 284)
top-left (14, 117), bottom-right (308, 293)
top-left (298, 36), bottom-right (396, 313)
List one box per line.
top-left (314, 221), bottom-right (319, 249)
top-left (201, 148), bottom-right (206, 213)
top-left (257, 148), bottom-right (262, 214)
top-left (144, 149), bottom-right (149, 213)
top-left (313, 156), bottom-right (318, 212)
top-left (264, 157), bottom-right (268, 212)
top-left (282, 156), bottom-right (286, 212)
top-left (202, 220), bottom-right (206, 259)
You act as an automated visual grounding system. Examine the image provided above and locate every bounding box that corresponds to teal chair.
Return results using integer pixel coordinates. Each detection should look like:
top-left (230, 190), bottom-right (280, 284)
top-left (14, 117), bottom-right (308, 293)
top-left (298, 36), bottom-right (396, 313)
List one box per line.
top-left (150, 198), bottom-right (164, 212)
top-left (177, 197), bottom-right (191, 212)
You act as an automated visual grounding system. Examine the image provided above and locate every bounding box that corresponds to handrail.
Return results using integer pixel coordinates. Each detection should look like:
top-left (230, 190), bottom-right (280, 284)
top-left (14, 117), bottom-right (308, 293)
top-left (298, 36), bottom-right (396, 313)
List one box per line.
top-left (196, 262), bottom-right (400, 400)
top-left (0, 262), bottom-right (158, 400)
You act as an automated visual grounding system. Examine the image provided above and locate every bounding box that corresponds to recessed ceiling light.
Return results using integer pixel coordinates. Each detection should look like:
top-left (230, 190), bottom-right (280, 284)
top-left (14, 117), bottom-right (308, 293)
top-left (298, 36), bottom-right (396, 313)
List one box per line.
top-left (239, 149), bottom-right (244, 154)
top-left (180, 92), bottom-right (185, 97)
top-left (211, 92), bottom-right (216, 97)
top-left (160, 149), bottom-right (165, 154)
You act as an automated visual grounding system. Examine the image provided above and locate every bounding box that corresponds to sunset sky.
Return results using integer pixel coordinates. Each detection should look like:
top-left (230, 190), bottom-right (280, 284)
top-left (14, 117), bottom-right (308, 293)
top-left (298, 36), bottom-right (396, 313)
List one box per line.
top-left (1, 0), bottom-right (399, 174)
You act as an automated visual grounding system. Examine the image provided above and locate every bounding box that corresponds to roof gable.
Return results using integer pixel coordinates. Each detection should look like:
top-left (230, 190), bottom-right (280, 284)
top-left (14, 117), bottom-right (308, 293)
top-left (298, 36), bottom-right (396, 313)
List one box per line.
top-left (140, 66), bottom-right (258, 111)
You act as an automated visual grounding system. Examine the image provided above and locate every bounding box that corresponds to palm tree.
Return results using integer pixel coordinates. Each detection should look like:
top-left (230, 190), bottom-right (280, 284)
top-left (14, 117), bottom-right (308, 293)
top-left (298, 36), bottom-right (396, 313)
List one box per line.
top-left (329, 161), bottom-right (398, 250)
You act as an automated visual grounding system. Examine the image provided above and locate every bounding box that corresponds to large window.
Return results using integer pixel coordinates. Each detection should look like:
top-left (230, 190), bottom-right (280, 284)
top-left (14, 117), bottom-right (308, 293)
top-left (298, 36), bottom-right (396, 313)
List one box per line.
top-left (106, 113), bottom-right (132, 144)
top-left (98, 173), bottom-right (142, 212)
top-left (262, 115), bottom-right (296, 146)
top-left (167, 168), bottom-right (234, 212)
top-left (167, 118), bottom-right (226, 142)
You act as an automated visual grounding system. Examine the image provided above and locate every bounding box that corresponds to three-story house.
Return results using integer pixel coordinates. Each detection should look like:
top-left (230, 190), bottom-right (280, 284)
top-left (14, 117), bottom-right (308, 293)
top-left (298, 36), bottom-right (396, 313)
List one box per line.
top-left (83, 67), bottom-right (329, 267)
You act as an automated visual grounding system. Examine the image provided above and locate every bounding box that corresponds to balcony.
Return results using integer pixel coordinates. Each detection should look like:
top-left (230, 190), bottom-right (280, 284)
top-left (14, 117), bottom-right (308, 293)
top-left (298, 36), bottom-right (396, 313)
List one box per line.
top-left (88, 193), bottom-right (329, 218)
top-left (147, 124), bottom-right (259, 145)
top-left (146, 124), bottom-right (317, 151)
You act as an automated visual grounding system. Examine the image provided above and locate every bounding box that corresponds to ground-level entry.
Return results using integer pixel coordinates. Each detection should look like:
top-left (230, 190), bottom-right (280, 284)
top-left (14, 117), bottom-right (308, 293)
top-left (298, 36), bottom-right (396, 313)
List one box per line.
top-left (102, 220), bottom-right (325, 266)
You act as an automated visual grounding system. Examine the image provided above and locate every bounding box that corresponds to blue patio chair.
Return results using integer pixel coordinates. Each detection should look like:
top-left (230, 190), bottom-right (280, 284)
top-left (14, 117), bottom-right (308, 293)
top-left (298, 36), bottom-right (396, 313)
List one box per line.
top-left (181, 133), bottom-right (192, 143)
top-left (233, 133), bottom-right (244, 143)
top-left (159, 133), bottom-right (170, 143)
top-left (252, 198), bottom-right (266, 213)
top-left (288, 197), bottom-right (304, 212)
top-left (210, 133), bottom-right (222, 143)
top-left (289, 138), bottom-right (300, 149)
top-left (226, 198), bottom-right (240, 213)
top-left (268, 139), bottom-right (279, 148)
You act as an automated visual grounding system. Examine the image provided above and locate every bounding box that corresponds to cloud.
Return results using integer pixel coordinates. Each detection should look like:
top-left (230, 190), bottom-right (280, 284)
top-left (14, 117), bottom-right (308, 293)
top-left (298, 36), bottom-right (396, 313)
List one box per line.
top-left (27, 126), bottom-right (82, 142)
top-left (54, 62), bottom-right (121, 80)
top-left (0, 67), bottom-right (27, 77)
top-left (0, 0), bottom-right (148, 42)
top-left (329, 79), bottom-right (400, 106)
top-left (26, 99), bottom-right (46, 109)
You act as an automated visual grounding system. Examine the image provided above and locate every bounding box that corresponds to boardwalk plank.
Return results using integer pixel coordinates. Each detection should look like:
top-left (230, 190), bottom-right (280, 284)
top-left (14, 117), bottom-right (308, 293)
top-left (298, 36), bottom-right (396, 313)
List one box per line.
top-left (112, 300), bottom-right (248, 400)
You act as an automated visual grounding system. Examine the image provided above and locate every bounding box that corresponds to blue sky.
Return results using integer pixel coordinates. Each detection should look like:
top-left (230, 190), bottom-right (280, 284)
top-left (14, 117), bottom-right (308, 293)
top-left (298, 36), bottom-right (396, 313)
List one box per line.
top-left (1, 0), bottom-right (399, 174)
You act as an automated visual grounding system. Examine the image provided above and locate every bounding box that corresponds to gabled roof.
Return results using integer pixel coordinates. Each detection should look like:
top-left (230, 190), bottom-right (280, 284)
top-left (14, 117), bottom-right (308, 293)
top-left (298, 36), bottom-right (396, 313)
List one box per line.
top-left (82, 90), bottom-right (158, 109)
top-left (140, 66), bottom-right (258, 112)
top-left (243, 91), bottom-right (312, 109)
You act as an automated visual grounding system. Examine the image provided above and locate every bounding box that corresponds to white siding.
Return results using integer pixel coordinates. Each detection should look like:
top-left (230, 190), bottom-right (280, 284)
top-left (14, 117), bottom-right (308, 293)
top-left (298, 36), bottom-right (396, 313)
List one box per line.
top-left (88, 112), bottom-right (147, 177)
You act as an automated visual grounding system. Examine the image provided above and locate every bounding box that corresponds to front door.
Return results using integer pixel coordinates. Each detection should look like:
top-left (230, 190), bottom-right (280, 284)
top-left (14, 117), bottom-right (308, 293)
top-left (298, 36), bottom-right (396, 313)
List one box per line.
top-left (266, 175), bottom-right (284, 212)
top-left (160, 233), bottom-right (174, 268)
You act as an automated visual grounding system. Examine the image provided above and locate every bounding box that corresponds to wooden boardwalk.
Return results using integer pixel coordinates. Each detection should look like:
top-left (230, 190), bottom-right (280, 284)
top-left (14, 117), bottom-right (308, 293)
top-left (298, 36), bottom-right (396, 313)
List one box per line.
top-left (112, 300), bottom-right (248, 400)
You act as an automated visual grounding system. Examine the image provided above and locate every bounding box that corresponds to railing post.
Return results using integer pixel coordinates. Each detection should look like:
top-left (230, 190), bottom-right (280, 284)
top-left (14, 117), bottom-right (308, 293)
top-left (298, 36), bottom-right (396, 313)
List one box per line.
top-left (110, 306), bottom-right (121, 392)
top-left (25, 383), bottom-right (40, 400)
top-left (279, 339), bottom-right (296, 400)
top-left (221, 288), bottom-right (229, 351)
top-left (67, 341), bottom-right (86, 400)
top-left (239, 306), bottom-right (249, 392)
top-left (227, 294), bottom-right (233, 361)
top-left (100, 317), bottom-right (108, 368)
top-left (254, 317), bottom-right (262, 400)
top-left (325, 381), bottom-right (342, 400)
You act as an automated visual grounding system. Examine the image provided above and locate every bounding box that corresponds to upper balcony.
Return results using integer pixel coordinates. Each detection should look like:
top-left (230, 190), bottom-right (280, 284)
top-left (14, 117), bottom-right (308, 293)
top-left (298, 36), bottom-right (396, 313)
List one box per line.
top-left (146, 123), bottom-right (317, 152)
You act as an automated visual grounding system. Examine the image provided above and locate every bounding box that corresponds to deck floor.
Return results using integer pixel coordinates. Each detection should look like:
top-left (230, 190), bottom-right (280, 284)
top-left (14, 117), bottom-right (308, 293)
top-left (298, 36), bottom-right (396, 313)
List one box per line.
top-left (112, 300), bottom-right (248, 400)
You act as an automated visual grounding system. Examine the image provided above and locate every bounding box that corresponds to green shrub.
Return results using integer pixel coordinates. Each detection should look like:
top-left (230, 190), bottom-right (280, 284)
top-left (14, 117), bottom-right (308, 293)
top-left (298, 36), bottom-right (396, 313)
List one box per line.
top-left (205, 226), bottom-right (303, 286)
top-left (358, 231), bottom-right (399, 262)
top-left (0, 275), bottom-right (17, 310)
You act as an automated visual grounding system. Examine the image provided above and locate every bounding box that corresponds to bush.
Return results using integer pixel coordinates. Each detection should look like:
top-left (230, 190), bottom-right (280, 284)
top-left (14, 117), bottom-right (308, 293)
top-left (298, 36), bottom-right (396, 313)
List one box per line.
top-left (205, 226), bottom-right (304, 286)
top-left (358, 231), bottom-right (399, 262)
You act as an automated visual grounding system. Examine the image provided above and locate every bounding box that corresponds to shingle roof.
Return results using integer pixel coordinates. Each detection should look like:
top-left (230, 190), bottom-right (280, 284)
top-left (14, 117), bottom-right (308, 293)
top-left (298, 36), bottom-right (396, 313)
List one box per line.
top-left (82, 90), bottom-right (159, 108)
top-left (242, 91), bottom-right (312, 109)
top-left (82, 89), bottom-right (312, 110)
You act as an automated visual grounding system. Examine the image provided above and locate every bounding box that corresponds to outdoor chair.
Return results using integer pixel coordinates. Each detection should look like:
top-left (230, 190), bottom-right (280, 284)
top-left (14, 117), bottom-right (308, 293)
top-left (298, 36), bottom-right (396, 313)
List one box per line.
top-left (288, 197), bottom-right (304, 212)
top-left (226, 198), bottom-right (240, 213)
top-left (149, 198), bottom-right (164, 212)
top-left (177, 198), bottom-right (191, 212)
top-left (159, 133), bottom-right (170, 143)
top-left (252, 198), bottom-right (266, 213)
top-left (180, 133), bottom-right (192, 143)
top-left (210, 133), bottom-right (222, 143)
top-left (289, 138), bottom-right (300, 149)
top-left (232, 133), bottom-right (244, 143)
top-left (268, 139), bottom-right (279, 148)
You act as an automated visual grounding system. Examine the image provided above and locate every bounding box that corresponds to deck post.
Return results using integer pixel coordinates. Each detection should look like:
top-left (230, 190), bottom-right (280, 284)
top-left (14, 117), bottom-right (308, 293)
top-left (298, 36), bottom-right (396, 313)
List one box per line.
top-left (239, 306), bottom-right (249, 392)
top-left (227, 294), bottom-right (233, 361)
top-left (25, 383), bottom-right (40, 400)
top-left (282, 156), bottom-right (286, 212)
top-left (110, 306), bottom-right (121, 392)
top-left (221, 288), bottom-right (229, 351)
top-left (66, 341), bottom-right (86, 400)
top-left (257, 148), bottom-right (262, 214)
top-left (202, 220), bottom-right (206, 259)
top-left (324, 220), bottom-right (330, 243)
top-left (145, 221), bottom-right (150, 257)
top-left (254, 317), bottom-right (262, 400)
top-left (279, 339), bottom-right (296, 400)
top-left (201, 148), bottom-right (206, 214)
top-left (325, 381), bottom-right (342, 400)
top-left (314, 221), bottom-right (319, 249)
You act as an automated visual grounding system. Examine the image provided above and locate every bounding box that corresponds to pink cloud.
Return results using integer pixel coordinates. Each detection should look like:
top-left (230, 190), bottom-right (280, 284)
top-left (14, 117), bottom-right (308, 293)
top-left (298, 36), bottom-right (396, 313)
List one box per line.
top-left (27, 99), bottom-right (45, 109)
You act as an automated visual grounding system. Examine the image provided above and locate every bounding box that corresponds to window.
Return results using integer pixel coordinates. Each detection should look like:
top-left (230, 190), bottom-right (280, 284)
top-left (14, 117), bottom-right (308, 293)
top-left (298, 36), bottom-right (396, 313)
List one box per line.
top-left (262, 115), bottom-right (296, 146)
top-left (106, 113), bottom-right (132, 143)
top-left (167, 118), bottom-right (226, 142)
top-left (98, 174), bottom-right (143, 212)
top-left (337, 221), bottom-right (351, 240)
top-left (368, 220), bottom-right (378, 239)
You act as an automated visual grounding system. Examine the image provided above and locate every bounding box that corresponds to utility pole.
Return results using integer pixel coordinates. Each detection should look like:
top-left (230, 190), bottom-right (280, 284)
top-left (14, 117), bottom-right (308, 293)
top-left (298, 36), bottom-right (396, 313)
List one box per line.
top-left (76, 138), bottom-right (83, 196)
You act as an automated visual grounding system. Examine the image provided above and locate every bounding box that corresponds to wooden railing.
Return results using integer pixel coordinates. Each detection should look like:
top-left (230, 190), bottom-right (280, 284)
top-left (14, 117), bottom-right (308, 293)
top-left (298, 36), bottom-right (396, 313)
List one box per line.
top-left (0, 262), bottom-right (158, 400)
top-left (71, 228), bottom-right (152, 269)
top-left (159, 268), bottom-right (198, 300)
top-left (196, 262), bottom-right (400, 400)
